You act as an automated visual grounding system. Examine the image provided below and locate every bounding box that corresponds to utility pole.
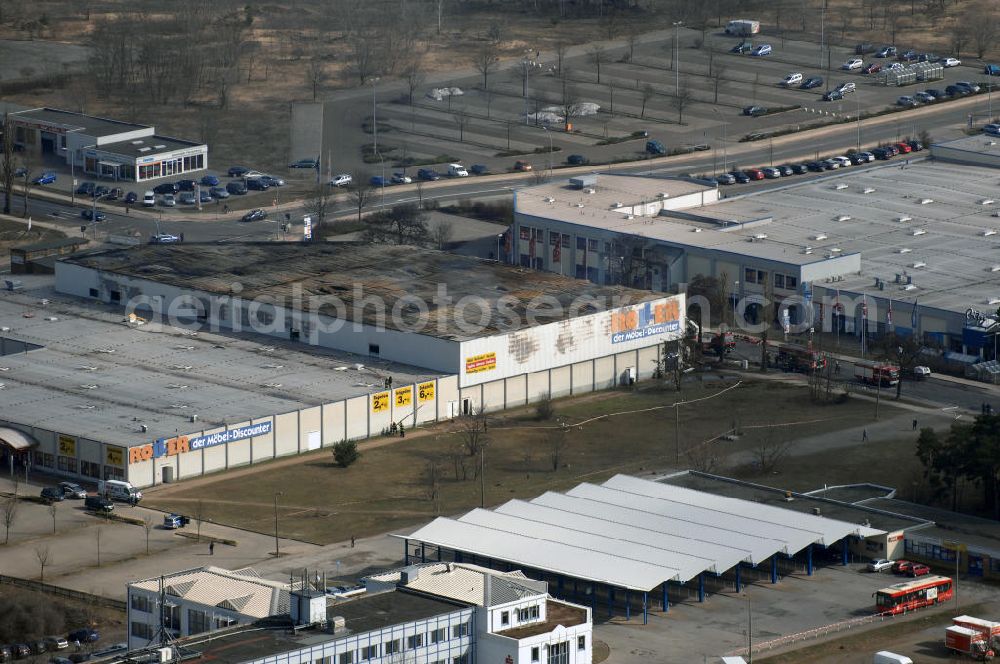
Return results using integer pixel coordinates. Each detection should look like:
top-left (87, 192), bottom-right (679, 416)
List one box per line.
top-left (747, 594), bottom-right (753, 663)
top-left (273, 491), bottom-right (283, 556)
top-left (480, 444), bottom-right (486, 509)
top-left (674, 403), bottom-right (680, 464)
top-left (673, 21), bottom-right (683, 96)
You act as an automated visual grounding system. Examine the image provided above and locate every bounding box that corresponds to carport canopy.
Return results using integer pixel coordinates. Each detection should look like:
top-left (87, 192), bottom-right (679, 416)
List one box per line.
top-left (0, 427), bottom-right (37, 451)
top-left (397, 474), bottom-right (885, 593)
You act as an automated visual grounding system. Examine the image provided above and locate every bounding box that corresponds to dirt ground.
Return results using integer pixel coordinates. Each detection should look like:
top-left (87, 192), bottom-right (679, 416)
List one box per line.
top-left (0, 584), bottom-right (125, 651)
top-left (144, 378), bottom-right (908, 544)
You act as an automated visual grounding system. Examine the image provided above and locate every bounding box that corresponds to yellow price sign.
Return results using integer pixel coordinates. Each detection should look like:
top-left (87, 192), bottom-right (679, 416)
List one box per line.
top-left (418, 381), bottom-right (435, 402)
top-left (394, 386), bottom-right (413, 407)
top-left (372, 391), bottom-right (390, 413)
top-left (105, 445), bottom-right (124, 467)
top-left (58, 434), bottom-right (76, 456)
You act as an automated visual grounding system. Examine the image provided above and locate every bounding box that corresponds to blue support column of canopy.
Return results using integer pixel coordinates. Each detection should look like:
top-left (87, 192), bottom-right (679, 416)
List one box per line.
top-left (662, 582), bottom-right (669, 612)
top-left (643, 592), bottom-right (648, 625)
top-left (420, 543), bottom-right (426, 563)
top-left (735, 563), bottom-right (742, 593)
top-left (807, 544), bottom-right (814, 576)
top-left (608, 587), bottom-right (615, 618)
top-left (771, 555), bottom-right (778, 583)
top-left (403, 538), bottom-right (409, 565)
top-left (699, 573), bottom-right (705, 602)
top-left (842, 539), bottom-right (849, 566)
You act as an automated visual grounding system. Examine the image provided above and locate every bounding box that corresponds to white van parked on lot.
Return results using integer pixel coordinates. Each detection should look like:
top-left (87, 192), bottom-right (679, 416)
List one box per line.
top-left (98, 479), bottom-right (142, 503)
top-left (448, 163), bottom-right (469, 177)
top-left (781, 72), bottom-right (803, 86)
top-left (142, 191), bottom-right (156, 207)
top-left (873, 652), bottom-right (913, 664)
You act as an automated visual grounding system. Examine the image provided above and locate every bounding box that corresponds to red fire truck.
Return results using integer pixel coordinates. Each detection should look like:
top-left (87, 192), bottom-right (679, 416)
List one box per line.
top-left (775, 345), bottom-right (827, 373)
top-left (854, 360), bottom-right (900, 387)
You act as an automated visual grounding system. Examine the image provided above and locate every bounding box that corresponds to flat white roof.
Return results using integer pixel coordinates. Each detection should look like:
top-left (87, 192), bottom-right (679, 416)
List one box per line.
top-left (399, 474), bottom-right (884, 592)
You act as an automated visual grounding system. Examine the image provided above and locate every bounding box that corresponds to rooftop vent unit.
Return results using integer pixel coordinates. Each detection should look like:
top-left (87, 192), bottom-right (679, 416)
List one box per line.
top-left (79, 384), bottom-right (98, 390)
top-left (919, 198), bottom-right (934, 205)
top-left (894, 273), bottom-right (902, 283)
top-left (153, 144), bottom-right (166, 149)
top-left (626, 215), bottom-right (634, 220)
top-left (754, 233), bottom-right (768, 240)
top-left (814, 234), bottom-right (828, 241)
top-left (982, 199), bottom-right (995, 205)
top-left (897, 215), bottom-right (912, 223)
top-left (585, 188), bottom-right (596, 194)
top-left (131, 140), bottom-right (144, 145)
top-left (992, 266), bottom-right (1000, 273)
top-left (863, 187), bottom-right (876, 194)
top-left (912, 229), bottom-right (926, 236)
top-left (835, 184), bottom-right (849, 190)
top-left (912, 261), bottom-right (926, 269)
top-left (804, 246), bottom-right (813, 252)
top-left (836, 215), bottom-right (851, 222)
top-left (830, 247), bottom-right (842, 253)
top-left (576, 203), bottom-right (584, 208)
top-left (138, 147), bottom-right (151, 152)
top-left (610, 202), bottom-right (622, 208)
top-left (692, 228), bottom-right (702, 232)
top-left (904, 284), bottom-right (917, 291)
top-left (660, 192), bottom-right (670, 199)
top-left (544, 197), bottom-right (555, 203)
top-left (907, 275), bottom-right (913, 284)
top-left (990, 298), bottom-right (1000, 305)
top-left (898, 248), bottom-right (912, 254)
top-left (804, 249), bottom-right (813, 254)
top-left (984, 230), bottom-right (998, 237)
top-left (569, 175), bottom-right (597, 189)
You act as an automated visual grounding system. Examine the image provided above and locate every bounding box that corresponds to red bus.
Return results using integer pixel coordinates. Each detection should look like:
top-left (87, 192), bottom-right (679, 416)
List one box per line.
top-left (874, 575), bottom-right (953, 614)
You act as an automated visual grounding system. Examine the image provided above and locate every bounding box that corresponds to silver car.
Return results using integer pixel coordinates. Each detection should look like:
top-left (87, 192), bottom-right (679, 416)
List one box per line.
top-left (161, 193), bottom-right (176, 207)
top-left (59, 482), bottom-right (86, 499)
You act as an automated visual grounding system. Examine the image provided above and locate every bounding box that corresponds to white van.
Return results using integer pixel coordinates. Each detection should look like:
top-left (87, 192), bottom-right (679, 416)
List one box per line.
top-left (873, 652), bottom-right (913, 664)
top-left (98, 479), bottom-right (142, 503)
top-left (142, 191), bottom-right (156, 207)
top-left (448, 163), bottom-right (469, 177)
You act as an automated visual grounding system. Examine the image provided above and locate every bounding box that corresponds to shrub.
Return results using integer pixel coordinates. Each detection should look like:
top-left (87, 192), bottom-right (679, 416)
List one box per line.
top-left (535, 397), bottom-right (554, 421)
top-left (332, 440), bottom-right (360, 468)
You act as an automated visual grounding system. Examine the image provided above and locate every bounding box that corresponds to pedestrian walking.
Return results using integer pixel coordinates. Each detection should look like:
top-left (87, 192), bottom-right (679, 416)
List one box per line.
top-left (834, 360), bottom-right (841, 375)
top-left (350, 536), bottom-right (355, 548)
top-left (912, 418), bottom-right (918, 430)
top-left (862, 428), bottom-right (868, 442)
top-left (209, 541), bottom-right (215, 555)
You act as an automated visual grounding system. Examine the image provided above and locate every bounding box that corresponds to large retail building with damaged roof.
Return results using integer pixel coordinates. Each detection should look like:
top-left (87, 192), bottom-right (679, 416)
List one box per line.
top-left (0, 243), bottom-right (683, 488)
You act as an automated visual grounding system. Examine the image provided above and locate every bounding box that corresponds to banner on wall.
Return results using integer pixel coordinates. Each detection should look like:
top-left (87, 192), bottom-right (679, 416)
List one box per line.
top-left (128, 421), bottom-right (273, 464)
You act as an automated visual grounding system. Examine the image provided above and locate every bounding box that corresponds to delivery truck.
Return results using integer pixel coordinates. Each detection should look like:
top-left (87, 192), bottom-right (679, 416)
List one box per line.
top-left (945, 625), bottom-right (993, 659)
top-left (725, 20), bottom-right (760, 36)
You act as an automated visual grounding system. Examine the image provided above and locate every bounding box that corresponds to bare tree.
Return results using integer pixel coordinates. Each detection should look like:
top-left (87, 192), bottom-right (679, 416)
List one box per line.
top-left (473, 42), bottom-right (499, 90)
top-left (303, 184), bottom-right (333, 229)
top-left (589, 45), bottom-right (607, 84)
top-left (1, 113), bottom-right (13, 215)
top-left (362, 203), bottom-right (429, 245)
top-left (671, 76), bottom-right (693, 123)
top-left (306, 57), bottom-right (326, 101)
top-left (753, 425), bottom-right (792, 474)
top-left (424, 457), bottom-right (442, 516)
top-left (95, 526), bottom-right (102, 567)
top-left (685, 441), bottom-right (723, 473)
top-left (1, 494), bottom-right (17, 544)
top-left (194, 499), bottom-right (204, 541)
top-left (403, 59), bottom-right (426, 106)
top-left (350, 179), bottom-right (374, 223)
top-left (949, 21), bottom-right (969, 59)
top-left (457, 407), bottom-right (490, 461)
top-left (554, 42), bottom-right (568, 74)
top-left (142, 515), bottom-right (154, 555)
top-left (626, 33), bottom-right (639, 63)
top-left (970, 6), bottom-right (998, 59)
top-left (431, 220), bottom-right (454, 249)
top-left (640, 84), bottom-right (655, 119)
top-left (547, 424), bottom-right (568, 471)
top-left (452, 109), bottom-right (469, 142)
top-left (711, 63), bottom-right (727, 104)
top-left (35, 544), bottom-right (50, 582)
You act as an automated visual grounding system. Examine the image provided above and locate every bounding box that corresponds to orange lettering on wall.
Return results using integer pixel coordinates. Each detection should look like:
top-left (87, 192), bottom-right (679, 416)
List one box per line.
top-left (611, 310), bottom-right (639, 333)
top-left (166, 436), bottom-right (190, 456)
top-left (129, 445), bottom-right (153, 464)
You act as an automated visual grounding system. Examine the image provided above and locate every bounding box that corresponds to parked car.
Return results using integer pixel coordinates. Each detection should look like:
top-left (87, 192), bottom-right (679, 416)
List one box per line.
top-left (822, 89), bottom-right (844, 101)
top-left (830, 155), bottom-right (852, 167)
top-left (887, 61), bottom-right (905, 71)
top-left (925, 88), bottom-right (944, 99)
top-left (241, 209), bottom-right (267, 223)
top-left (835, 81), bottom-right (856, 94)
top-left (66, 630), bottom-right (98, 645)
top-left (124, 192), bottom-right (138, 205)
top-left (226, 181), bottom-right (247, 195)
top-left (514, 160), bottom-right (533, 171)
top-left (781, 72), bottom-right (803, 87)
top-left (913, 365), bottom-right (932, 379)
top-left (200, 175), bottom-right (220, 187)
top-left (821, 159), bottom-right (840, 170)
top-left (855, 42), bottom-right (876, 55)
top-left (160, 193), bottom-right (176, 207)
top-left (986, 64), bottom-right (1000, 76)
top-left (369, 175), bottom-right (388, 187)
top-left (984, 123), bottom-right (1000, 136)
top-left (416, 169), bottom-right (440, 181)
top-left (288, 158), bottom-right (319, 169)
top-left (199, 190), bottom-right (212, 203)
top-left (805, 161), bottom-right (825, 171)
top-left (150, 234), bottom-right (180, 244)
top-left (645, 139), bottom-right (666, 155)
top-left (32, 172), bottom-right (56, 185)
top-left (245, 178), bottom-right (269, 191)
top-left (848, 152), bottom-right (867, 165)
top-left (876, 45), bottom-right (897, 58)
top-left (469, 164), bottom-right (489, 175)
top-left (176, 179), bottom-right (196, 191)
top-left (49, 658), bottom-right (73, 664)
top-left (178, 191), bottom-right (197, 205)
top-left (896, 95), bottom-right (919, 107)
top-left (799, 76), bottom-right (823, 89)
top-left (566, 154), bottom-right (590, 165)
top-left (260, 175), bottom-right (285, 187)
top-left (730, 41), bottom-right (753, 54)
top-left (89, 645), bottom-right (126, 660)
top-left (914, 91), bottom-right (936, 103)
top-left (729, 171), bottom-right (751, 184)
top-left (0, 645), bottom-right (12, 662)
top-left (80, 209), bottom-right (106, 222)
top-left (29, 642), bottom-right (46, 656)
top-left (391, 172), bottom-right (412, 184)
top-left (773, 164), bottom-right (792, 176)
top-left (153, 182), bottom-right (178, 195)
top-left (75, 182), bottom-right (95, 195)
top-left (906, 140), bottom-right (923, 152)
top-left (862, 62), bottom-right (882, 75)
top-left (743, 168), bottom-right (765, 180)
top-left (899, 49), bottom-right (919, 61)
top-left (945, 84), bottom-right (967, 97)
top-left (67, 655), bottom-right (91, 664)
top-left (59, 482), bottom-right (86, 499)
top-left (917, 52), bottom-right (938, 62)
top-left (447, 163), bottom-right (469, 177)
top-left (750, 44), bottom-right (772, 57)
top-left (44, 638), bottom-right (68, 651)
top-left (956, 81), bottom-right (981, 93)
top-left (761, 167), bottom-right (781, 179)
top-left (790, 163), bottom-right (809, 174)
top-left (83, 495), bottom-right (113, 513)
top-left (210, 186), bottom-right (230, 199)
top-left (742, 105), bottom-right (767, 116)
top-left (940, 57), bottom-right (961, 68)
top-left (40, 487), bottom-right (65, 502)
top-left (842, 57), bottom-right (863, 71)
top-left (891, 560), bottom-right (913, 574)
top-left (908, 563), bottom-right (931, 577)
top-left (227, 166), bottom-right (250, 177)
top-left (329, 173), bottom-right (353, 187)
top-left (715, 173), bottom-right (736, 185)
top-left (886, 144), bottom-right (901, 156)
top-left (868, 558), bottom-right (892, 572)
top-left (142, 191), bottom-right (156, 207)
top-left (13, 645), bottom-right (30, 659)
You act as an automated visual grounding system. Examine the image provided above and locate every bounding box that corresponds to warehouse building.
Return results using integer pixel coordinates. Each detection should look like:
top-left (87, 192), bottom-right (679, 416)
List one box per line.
top-left (0, 244), bottom-right (683, 488)
top-left (513, 145), bottom-right (1000, 356)
top-left (398, 474), bottom-right (884, 624)
top-left (8, 107), bottom-right (207, 182)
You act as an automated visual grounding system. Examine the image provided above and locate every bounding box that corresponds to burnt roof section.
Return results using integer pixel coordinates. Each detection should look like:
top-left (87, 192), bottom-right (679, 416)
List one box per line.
top-left (64, 243), bottom-right (660, 341)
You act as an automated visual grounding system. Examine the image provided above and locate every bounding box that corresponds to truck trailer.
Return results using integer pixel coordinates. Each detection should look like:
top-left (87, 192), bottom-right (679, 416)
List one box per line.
top-left (725, 19), bottom-right (760, 36)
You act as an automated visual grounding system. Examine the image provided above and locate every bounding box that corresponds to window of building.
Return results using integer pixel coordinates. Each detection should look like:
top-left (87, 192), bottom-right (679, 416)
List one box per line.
top-left (130, 594), bottom-right (153, 613)
top-left (549, 232), bottom-right (558, 246)
top-left (359, 645), bottom-right (378, 661)
top-left (452, 655), bottom-right (469, 664)
top-left (744, 268), bottom-right (757, 284)
top-left (520, 227), bottom-right (531, 240)
top-left (57, 456), bottom-right (77, 473)
top-left (130, 622), bottom-right (154, 640)
top-left (786, 275), bottom-right (798, 289)
top-left (42, 453), bottom-right (54, 468)
top-left (110, 291), bottom-right (121, 303)
top-left (430, 627), bottom-right (446, 644)
top-left (368, 344), bottom-right (380, 355)
top-left (561, 233), bottom-right (570, 248)
top-left (578, 636), bottom-right (586, 651)
top-left (338, 653), bottom-right (353, 664)
top-left (531, 647), bottom-right (540, 663)
top-left (500, 611), bottom-right (509, 626)
top-left (588, 239), bottom-right (599, 252)
top-left (314, 657), bottom-right (330, 664)
top-left (517, 605), bottom-right (540, 622)
top-left (104, 466), bottom-right (125, 481)
top-left (451, 622), bottom-right (469, 638)
top-left (547, 641), bottom-right (569, 664)
top-left (88, 288), bottom-right (99, 298)
top-left (80, 461), bottom-right (100, 479)
top-left (384, 639), bottom-right (400, 655)
top-left (214, 616), bottom-right (237, 629)
top-left (774, 274), bottom-right (785, 289)
top-left (33, 451), bottom-right (43, 466)
top-left (406, 634), bottom-right (423, 649)
top-left (187, 609), bottom-right (209, 635)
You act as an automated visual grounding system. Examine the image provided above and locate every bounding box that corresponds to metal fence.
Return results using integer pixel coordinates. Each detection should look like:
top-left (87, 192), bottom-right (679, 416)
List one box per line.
top-left (0, 574), bottom-right (126, 611)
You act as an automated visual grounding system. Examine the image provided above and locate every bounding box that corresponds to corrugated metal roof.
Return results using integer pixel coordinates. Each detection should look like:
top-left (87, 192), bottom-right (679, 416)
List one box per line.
top-left (131, 567), bottom-right (290, 619)
top-left (365, 562), bottom-right (545, 607)
top-left (399, 475), bottom-right (885, 592)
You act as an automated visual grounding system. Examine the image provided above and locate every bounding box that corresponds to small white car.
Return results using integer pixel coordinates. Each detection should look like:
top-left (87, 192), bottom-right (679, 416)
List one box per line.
top-left (941, 57), bottom-right (961, 68)
top-left (868, 558), bottom-right (894, 572)
top-left (913, 365), bottom-right (932, 380)
top-left (329, 174), bottom-right (353, 187)
top-left (888, 62), bottom-right (905, 71)
top-left (751, 44), bottom-right (772, 57)
top-left (843, 58), bottom-right (864, 71)
top-left (858, 151), bottom-right (876, 162)
top-left (391, 172), bottom-right (412, 184)
top-left (448, 163), bottom-right (469, 177)
top-left (761, 167), bottom-right (782, 179)
top-left (835, 81), bottom-right (857, 94)
top-left (830, 156), bottom-right (852, 167)
top-left (782, 72), bottom-right (803, 87)
top-left (142, 191), bottom-right (156, 207)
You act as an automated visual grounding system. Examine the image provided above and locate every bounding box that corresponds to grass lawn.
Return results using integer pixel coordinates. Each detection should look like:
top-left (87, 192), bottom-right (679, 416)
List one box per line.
top-left (0, 218), bottom-right (65, 252)
top-left (145, 379), bottom-right (905, 544)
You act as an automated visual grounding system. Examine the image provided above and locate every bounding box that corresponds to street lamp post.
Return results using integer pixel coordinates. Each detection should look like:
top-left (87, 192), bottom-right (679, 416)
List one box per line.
top-left (856, 91), bottom-right (862, 151)
top-left (273, 491), bottom-right (283, 556)
top-left (522, 53), bottom-right (533, 126)
top-left (543, 127), bottom-right (553, 177)
top-left (377, 153), bottom-right (386, 209)
top-left (496, 233), bottom-right (503, 263)
top-left (733, 280), bottom-right (740, 328)
top-left (711, 107), bottom-right (728, 174)
top-left (371, 78), bottom-right (380, 156)
top-left (672, 22), bottom-right (683, 97)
